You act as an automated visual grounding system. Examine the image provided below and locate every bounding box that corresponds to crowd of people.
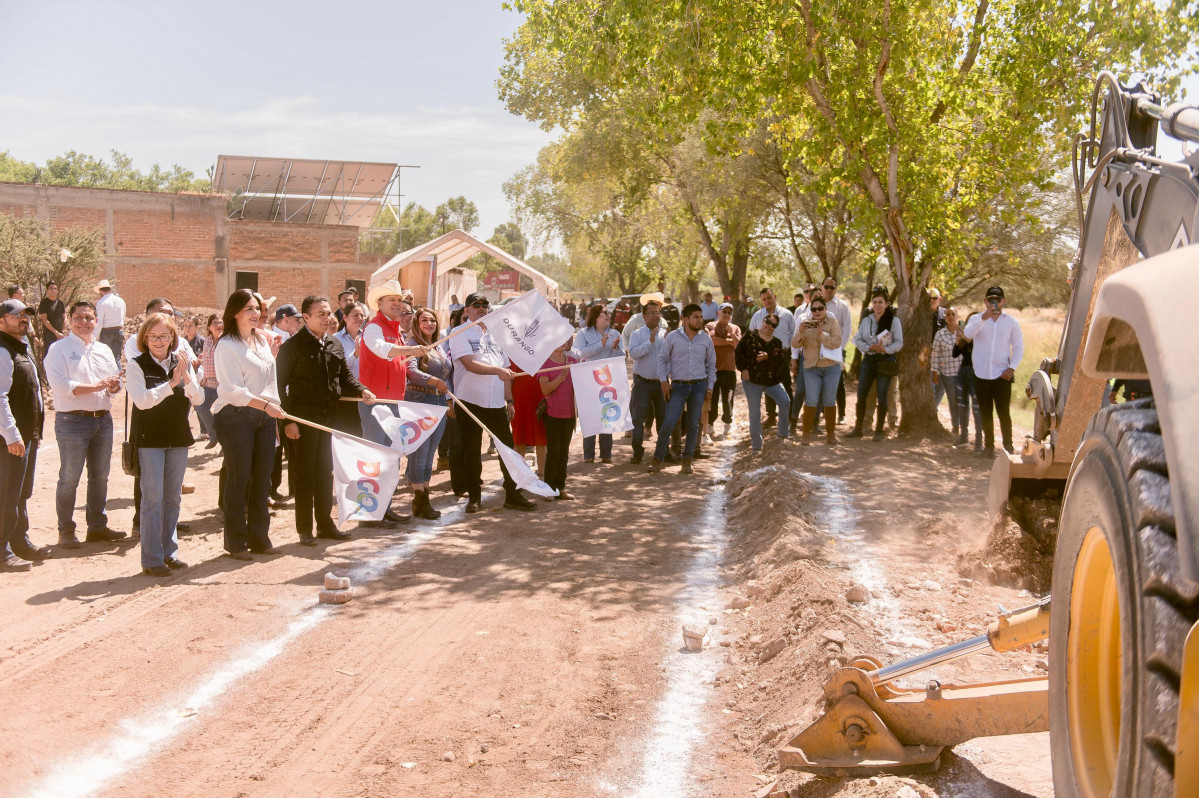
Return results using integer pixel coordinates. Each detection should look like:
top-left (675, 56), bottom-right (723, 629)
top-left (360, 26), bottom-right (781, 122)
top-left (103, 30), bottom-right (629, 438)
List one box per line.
top-left (0, 274), bottom-right (1031, 574)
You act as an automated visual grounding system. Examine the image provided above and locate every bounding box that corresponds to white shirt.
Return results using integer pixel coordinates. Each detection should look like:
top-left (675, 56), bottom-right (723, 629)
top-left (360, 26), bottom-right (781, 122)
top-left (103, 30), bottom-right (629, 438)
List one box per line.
top-left (0, 345), bottom-right (43, 445)
top-left (750, 305), bottom-right (796, 348)
top-left (790, 304), bottom-right (811, 360)
top-left (272, 325), bottom-right (293, 343)
top-left (334, 328), bottom-right (361, 378)
top-left (45, 333), bottom-right (121, 412)
top-left (964, 312), bottom-right (1024, 380)
top-left (126, 353), bottom-right (203, 410)
top-left (211, 334), bottom-right (281, 414)
top-left (363, 319), bottom-right (406, 360)
top-left (125, 333), bottom-right (190, 364)
top-left (448, 324), bottom-right (509, 408)
top-left (825, 296), bottom-right (852, 351)
top-left (94, 292), bottom-right (126, 329)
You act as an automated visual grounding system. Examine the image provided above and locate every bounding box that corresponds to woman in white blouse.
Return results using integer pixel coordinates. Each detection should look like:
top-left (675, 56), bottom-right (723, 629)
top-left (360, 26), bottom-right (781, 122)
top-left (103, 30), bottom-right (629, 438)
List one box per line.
top-left (212, 289), bottom-right (287, 560)
top-left (127, 312), bottom-right (204, 576)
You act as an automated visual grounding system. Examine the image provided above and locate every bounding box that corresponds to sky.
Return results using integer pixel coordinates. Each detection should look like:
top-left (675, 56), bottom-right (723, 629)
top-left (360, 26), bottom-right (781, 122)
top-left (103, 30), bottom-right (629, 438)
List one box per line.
top-left (0, 0), bottom-right (555, 241)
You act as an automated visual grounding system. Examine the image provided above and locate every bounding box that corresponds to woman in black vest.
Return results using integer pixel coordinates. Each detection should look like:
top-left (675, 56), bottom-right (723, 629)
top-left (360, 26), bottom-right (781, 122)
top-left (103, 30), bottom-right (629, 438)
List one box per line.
top-left (127, 312), bottom-right (203, 577)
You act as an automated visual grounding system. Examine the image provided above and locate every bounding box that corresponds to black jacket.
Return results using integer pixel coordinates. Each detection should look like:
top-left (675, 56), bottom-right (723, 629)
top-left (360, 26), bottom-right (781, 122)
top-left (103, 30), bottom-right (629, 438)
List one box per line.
top-left (276, 326), bottom-right (366, 423)
top-left (131, 351), bottom-right (194, 449)
top-left (0, 331), bottom-right (44, 442)
top-left (735, 330), bottom-right (789, 386)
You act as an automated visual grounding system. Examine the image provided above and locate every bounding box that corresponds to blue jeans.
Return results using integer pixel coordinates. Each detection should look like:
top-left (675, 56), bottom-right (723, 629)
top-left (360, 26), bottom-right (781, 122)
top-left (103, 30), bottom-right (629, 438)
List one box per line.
top-left (804, 364), bottom-right (840, 407)
top-left (583, 434), bottom-right (612, 461)
top-left (958, 365), bottom-right (982, 439)
top-left (406, 393), bottom-right (448, 485)
top-left (214, 406), bottom-right (276, 553)
top-left (932, 375), bottom-right (946, 408)
top-left (790, 361), bottom-right (806, 421)
top-left (360, 401), bottom-right (387, 445)
top-left (196, 386), bottom-right (219, 439)
top-left (856, 355), bottom-right (895, 428)
top-left (653, 381), bottom-right (707, 461)
top-left (55, 412), bottom-right (113, 534)
top-left (941, 373), bottom-right (965, 432)
top-left (630, 375), bottom-right (665, 458)
top-left (742, 381), bottom-right (790, 450)
top-left (138, 446), bottom-right (188, 568)
top-left (1, 440), bottom-right (37, 556)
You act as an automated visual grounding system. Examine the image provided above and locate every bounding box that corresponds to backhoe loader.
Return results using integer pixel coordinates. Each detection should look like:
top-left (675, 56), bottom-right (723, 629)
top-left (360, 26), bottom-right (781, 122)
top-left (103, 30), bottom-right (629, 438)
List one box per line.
top-left (781, 73), bottom-right (1199, 797)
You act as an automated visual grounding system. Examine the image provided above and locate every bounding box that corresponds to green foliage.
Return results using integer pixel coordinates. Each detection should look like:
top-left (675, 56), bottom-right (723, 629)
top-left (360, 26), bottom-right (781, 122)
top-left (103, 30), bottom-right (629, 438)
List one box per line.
top-left (362, 197), bottom-right (482, 255)
top-left (0, 215), bottom-right (106, 308)
top-left (1, 149), bottom-right (209, 192)
top-left (499, 0), bottom-right (1195, 430)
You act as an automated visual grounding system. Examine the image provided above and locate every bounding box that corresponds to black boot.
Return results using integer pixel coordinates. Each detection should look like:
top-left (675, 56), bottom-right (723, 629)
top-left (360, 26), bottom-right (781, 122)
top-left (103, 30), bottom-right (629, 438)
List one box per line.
top-left (872, 405), bottom-right (887, 441)
top-left (416, 489), bottom-right (442, 520)
top-left (848, 407), bottom-right (866, 438)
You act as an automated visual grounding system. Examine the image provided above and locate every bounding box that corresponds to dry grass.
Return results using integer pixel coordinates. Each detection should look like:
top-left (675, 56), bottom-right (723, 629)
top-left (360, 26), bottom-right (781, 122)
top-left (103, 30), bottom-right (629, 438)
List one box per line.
top-left (1007, 307), bottom-right (1065, 429)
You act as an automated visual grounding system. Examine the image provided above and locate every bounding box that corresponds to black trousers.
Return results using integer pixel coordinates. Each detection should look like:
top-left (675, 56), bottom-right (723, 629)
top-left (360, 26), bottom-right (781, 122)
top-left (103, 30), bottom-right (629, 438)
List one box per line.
top-left (291, 422), bottom-right (334, 536)
top-left (708, 370), bottom-right (736, 425)
top-left (543, 416), bottom-right (574, 492)
top-left (270, 424), bottom-right (293, 495)
top-left (445, 415), bottom-right (469, 496)
top-left (836, 368), bottom-right (847, 418)
top-left (0, 440), bottom-right (37, 555)
top-left (974, 376), bottom-right (1014, 452)
top-left (455, 402), bottom-right (517, 501)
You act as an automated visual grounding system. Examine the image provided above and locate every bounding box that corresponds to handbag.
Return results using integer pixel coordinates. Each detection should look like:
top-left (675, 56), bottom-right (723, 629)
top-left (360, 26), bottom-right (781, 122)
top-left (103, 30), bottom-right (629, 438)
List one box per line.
top-left (876, 356), bottom-right (899, 377)
top-left (121, 392), bottom-right (139, 477)
top-left (536, 397), bottom-right (549, 420)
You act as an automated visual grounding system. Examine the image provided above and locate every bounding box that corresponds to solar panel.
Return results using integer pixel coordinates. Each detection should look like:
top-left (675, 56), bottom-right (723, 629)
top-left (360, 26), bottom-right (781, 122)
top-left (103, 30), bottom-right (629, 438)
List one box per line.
top-left (213, 155), bottom-right (399, 228)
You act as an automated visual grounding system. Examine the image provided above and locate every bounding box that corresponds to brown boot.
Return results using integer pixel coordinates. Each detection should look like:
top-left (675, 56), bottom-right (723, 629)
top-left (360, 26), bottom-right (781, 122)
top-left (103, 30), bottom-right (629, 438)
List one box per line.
top-left (824, 407), bottom-right (838, 445)
top-left (801, 406), bottom-right (817, 445)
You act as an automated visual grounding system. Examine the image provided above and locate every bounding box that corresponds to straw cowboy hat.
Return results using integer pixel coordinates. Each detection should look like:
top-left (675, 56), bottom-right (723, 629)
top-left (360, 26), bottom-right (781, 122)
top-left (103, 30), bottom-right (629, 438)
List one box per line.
top-left (367, 279), bottom-right (412, 311)
top-left (95, 279), bottom-right (114, 291)
top-left (638, 291), bottom-right (665, 307)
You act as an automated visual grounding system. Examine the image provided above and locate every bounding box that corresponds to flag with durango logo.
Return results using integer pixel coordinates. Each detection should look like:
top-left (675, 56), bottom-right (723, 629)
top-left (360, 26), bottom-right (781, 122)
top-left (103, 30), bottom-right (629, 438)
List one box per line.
top-left (371, 402), bottom-right (449, 455)
top-left (569, 355), bottom-right (634, 438)
top-left (476, 291), bottom-right (575, 376)
top-left (331, 433), bottom-right (401, 525)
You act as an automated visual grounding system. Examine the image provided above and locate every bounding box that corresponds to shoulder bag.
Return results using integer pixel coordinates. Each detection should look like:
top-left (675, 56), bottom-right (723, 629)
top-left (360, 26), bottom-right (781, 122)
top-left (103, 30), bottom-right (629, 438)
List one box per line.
top-left (121, 391), bottom-right (139, 477)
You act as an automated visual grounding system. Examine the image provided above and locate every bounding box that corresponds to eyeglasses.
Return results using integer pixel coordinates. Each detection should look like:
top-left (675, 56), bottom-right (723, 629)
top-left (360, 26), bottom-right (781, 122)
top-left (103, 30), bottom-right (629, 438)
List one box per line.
top-left (471, 302), bottom-right (490, 309)
top-left (398, 311), bottom-right (414, 318)
top-left (810, 306), bottom-right (827, 312)
top-left (146, 334), bottom-right (172, 343)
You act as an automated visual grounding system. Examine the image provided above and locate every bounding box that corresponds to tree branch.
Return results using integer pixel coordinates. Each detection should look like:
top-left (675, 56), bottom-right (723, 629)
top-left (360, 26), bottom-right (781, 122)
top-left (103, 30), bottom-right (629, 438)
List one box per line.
top-left (930, 0), bottom-right (990, 124)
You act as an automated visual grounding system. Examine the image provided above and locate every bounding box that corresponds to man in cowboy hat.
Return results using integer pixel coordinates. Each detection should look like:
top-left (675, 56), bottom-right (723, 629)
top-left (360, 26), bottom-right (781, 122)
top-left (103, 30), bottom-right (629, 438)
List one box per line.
top-left (358, 279), bottom-right (426, 525)
top-left (94, 279), bottom-right (126, 366)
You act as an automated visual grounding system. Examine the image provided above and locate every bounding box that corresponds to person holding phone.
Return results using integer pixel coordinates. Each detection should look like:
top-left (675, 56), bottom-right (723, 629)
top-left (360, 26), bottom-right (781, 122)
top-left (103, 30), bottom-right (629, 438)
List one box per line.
top-left (791, 298), bottom-right (843, 445)
top-left (962, 286), bottom-right (1024, 456)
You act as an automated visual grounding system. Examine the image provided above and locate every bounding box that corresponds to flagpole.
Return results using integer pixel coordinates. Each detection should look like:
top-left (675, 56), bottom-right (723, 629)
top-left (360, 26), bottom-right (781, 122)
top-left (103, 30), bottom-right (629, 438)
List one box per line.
top-left (280, 412), bottom-right (394, 454)
top-left (339, 397), bottom-right (405, 404)
top-left (434, 289), bottom-right (537, 351)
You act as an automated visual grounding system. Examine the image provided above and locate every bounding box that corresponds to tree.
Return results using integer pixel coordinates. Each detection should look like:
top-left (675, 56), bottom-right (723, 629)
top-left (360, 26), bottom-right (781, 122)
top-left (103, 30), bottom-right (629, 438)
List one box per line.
top-left (1, 149), bottom-right (209, 192)
top-left (0, 215), bottom-right (105, 309)
top-left (433, 196), bottom-right (480, 236)
top-left (500, 0), bottom-right (1196, 435)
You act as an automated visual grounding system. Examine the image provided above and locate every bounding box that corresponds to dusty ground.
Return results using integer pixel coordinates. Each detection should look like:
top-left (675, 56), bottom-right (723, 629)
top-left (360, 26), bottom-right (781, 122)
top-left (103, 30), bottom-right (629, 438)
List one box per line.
top-left (1, 390), bottom-right (1057, 798)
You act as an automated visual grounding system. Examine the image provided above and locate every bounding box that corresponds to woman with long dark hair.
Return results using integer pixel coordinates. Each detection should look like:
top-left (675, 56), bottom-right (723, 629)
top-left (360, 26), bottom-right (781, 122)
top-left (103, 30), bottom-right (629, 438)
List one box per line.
top-left (850, 285), bottom-right (904, 441)
top-left (404, 307), bottom-right (452, 519)
top-left (127, 312), bottom-right (204, 576)
top-left (734, 313), bottom-right (791, 452)
top-left (574, 305), bottom-right (623, 463)
top-left (212, 289), bottom-right (286, 560)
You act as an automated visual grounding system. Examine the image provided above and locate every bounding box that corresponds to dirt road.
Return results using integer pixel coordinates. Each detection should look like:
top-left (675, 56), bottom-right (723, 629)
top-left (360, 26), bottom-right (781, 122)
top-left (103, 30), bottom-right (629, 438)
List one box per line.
top-left (2, 400), bottom-right (1054, 797)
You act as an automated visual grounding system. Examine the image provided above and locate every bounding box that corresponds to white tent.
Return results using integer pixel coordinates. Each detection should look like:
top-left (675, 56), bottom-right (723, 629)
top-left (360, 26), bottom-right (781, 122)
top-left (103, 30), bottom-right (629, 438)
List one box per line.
top-left (369, 229), bottom-right (559, 314)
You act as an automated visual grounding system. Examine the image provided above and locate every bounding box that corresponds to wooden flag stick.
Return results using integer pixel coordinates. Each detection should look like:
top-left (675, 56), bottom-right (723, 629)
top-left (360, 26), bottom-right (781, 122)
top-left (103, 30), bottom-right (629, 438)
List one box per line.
top-left (280, 412), bottom-right (393, 454)
top-left (514, 362), bottom-right (574, 378)
top-left (339, 396), bottom-right (405, 404)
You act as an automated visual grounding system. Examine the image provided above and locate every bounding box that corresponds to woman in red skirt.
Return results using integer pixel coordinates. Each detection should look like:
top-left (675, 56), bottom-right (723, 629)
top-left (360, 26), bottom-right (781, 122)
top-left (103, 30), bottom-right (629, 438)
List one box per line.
top-left (510, 362), bottom-right (548, 478)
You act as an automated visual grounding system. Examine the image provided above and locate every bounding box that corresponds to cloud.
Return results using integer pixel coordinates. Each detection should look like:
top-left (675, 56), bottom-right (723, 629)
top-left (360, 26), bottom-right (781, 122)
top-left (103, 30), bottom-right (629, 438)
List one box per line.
top-left (0, 93), bottom-right (555, 236)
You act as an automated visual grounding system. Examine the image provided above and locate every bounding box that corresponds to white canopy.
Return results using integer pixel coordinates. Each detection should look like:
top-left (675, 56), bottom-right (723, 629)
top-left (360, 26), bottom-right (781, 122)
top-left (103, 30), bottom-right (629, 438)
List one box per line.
top-left (369, 229), bottom-right (559, 306)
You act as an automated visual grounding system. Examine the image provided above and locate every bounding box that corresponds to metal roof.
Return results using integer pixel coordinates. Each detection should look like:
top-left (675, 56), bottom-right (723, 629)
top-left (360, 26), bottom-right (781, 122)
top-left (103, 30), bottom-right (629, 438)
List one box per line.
top-left (212, 155), bottom-right (399, 228)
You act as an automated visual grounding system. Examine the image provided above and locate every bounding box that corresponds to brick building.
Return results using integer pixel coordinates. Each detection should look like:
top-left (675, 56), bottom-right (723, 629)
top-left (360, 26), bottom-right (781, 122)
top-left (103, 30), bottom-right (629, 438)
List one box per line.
top-left (0, 182), bottom-right (388, 312)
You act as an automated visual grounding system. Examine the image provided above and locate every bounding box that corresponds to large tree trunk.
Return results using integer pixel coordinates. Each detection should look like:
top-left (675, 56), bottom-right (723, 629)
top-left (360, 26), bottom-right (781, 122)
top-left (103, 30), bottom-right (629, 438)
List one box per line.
top-left (894, 285), bottom-right (942, 436)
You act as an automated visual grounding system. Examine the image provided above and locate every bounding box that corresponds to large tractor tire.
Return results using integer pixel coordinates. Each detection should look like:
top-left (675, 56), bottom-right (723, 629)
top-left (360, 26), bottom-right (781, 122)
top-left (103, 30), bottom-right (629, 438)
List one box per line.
top-left (1049, 398), bottom-right (1198, 797)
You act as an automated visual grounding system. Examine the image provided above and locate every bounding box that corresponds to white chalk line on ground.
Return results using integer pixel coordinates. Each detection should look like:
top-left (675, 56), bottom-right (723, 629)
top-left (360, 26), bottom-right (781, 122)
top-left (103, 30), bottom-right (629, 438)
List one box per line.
top-left (24, 512), bottom-right (455, 798)
top-left (598, 456), bottom-right (732, 797)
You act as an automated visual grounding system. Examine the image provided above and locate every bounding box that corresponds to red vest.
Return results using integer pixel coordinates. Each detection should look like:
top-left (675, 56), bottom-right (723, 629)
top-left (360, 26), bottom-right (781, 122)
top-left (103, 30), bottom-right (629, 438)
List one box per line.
top-left (358, 312), bottom-right (407, 400)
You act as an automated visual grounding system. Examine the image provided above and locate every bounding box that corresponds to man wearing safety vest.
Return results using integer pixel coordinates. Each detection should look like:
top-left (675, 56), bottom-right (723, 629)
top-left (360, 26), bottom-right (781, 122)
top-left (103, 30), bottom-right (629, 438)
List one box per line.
top-left (359, 279), bottom-right (425, 525)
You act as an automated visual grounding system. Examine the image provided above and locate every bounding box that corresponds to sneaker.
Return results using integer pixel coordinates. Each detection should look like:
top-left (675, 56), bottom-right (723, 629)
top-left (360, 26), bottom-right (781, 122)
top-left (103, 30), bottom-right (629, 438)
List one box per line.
top-left (1, 554), bottom-right (33, 571)
top-left (721, 421), bottom-right (731, 438)
top-left (703, 433), bottom-right (714, 446)
top-left (503, 492), bottom-right (537, 511)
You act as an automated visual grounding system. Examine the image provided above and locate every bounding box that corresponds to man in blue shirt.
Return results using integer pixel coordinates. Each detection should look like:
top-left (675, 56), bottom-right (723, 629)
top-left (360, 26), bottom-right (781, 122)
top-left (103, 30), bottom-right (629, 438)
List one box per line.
top-left (649, 304), bottom-right (716, 475)
top-left (627, 299), bottom-right (667, 465)
top-left (699, 292), bottom-right (719, 322)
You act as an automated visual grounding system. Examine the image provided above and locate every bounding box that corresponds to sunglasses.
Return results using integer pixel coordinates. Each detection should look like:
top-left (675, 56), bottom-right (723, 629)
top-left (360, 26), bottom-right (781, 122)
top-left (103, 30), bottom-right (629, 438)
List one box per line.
top-left (810, 306), bottom-right (826, 312)
top-left (761, 320), bottom-right (777, 328)
top-left (471, 301), bottom-right (490, 309)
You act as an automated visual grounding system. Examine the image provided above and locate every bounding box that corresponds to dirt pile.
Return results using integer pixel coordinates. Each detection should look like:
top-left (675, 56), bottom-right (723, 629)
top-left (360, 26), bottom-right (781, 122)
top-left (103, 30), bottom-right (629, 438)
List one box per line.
top-left (957, 493), bottom-right (1060, 592)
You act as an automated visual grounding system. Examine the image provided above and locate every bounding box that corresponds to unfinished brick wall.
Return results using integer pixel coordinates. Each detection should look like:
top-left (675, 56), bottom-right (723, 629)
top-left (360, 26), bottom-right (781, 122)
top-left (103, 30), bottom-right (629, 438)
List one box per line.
top-left (0, 183), bottom-right (383, 314)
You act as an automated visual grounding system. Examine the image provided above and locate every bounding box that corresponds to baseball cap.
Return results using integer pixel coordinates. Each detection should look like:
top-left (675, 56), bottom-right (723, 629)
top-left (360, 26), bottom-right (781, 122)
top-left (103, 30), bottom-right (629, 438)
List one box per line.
top-left (985, 286), bottom-right (1005, 299)
top-left (719, 302), bottom-right (734, 310)
top-left (463, 292), bottom-right (490, 307)
top-left (927, 287), bottom-right (941, 298)
top-left (274, 304), bottom-right (301, 322)
top-left (0, 299), bottom-right (33, 316)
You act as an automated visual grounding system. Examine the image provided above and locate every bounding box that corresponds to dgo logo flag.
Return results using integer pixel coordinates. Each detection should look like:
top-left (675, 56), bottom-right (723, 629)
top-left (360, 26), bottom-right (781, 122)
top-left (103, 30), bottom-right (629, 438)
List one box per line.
top-left (371, 402), bottom-right (449, 455)
top-left (569, 356), bottom-right (634, 439)
top-left (477, 290), bottom-right (574, 375)
top-left (331, 433), bottom-right (401, 524)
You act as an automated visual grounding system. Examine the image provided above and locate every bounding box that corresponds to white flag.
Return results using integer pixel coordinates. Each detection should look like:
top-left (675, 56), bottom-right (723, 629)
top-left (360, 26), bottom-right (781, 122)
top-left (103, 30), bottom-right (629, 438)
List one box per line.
top-left (490, 434), bottom-right (559, 498)
top-left (372, 402), bottom-right (449, 455)
top-left (569, 356), bottom-right (635, 438)
top-left (478, 291), bottom-right (575, 375)
top-left (332, 433), bottom-right (402, 524)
